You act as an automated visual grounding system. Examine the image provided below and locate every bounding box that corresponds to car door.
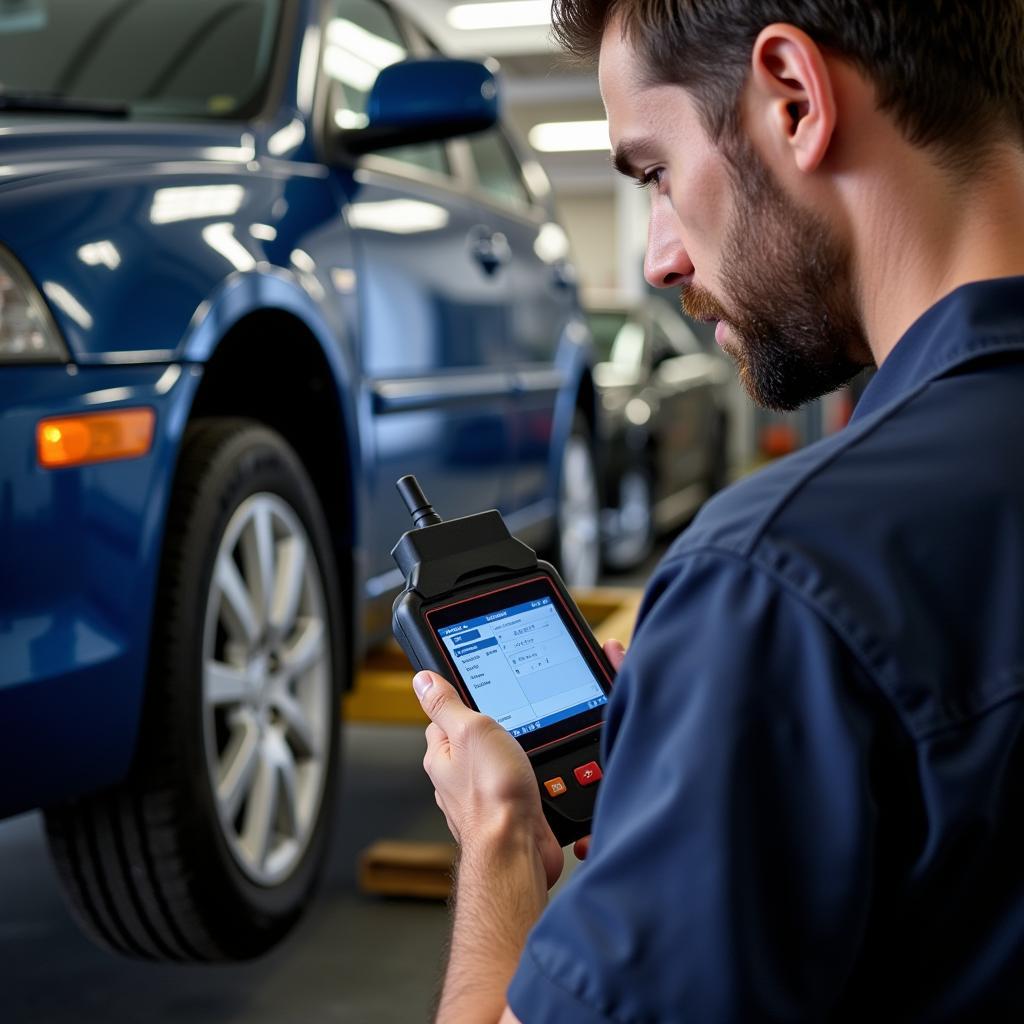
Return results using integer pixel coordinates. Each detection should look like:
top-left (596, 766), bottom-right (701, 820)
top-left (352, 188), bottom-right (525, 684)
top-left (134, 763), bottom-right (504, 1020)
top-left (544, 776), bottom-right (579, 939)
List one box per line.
top-left (458, 127), bottom-right (578, 537)
top-left (321, 0), bottom-right (513, 603)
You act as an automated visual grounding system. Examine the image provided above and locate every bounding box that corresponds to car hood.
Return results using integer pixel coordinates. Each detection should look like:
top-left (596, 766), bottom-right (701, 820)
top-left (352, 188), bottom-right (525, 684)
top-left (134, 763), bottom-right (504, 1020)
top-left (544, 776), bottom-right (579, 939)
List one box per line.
top-left (0, 118), bottom-right (259, 196)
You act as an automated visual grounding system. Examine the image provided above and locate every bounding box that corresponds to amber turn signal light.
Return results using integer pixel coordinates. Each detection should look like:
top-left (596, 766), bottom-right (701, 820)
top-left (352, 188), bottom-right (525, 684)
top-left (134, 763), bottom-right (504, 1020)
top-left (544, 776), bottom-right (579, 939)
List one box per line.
top-left (37, 408), bottom-right (155, 468)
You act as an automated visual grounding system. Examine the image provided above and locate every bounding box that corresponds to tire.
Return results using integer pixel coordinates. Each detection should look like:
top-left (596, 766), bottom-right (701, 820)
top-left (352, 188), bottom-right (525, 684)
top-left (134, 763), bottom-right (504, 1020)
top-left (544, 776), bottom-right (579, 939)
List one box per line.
top-left (44, 418), bottom-right (345, 961)
top-left (604, 465), bottom-right (655, 571)
top-left (555, 414), bottom-right (602, 589)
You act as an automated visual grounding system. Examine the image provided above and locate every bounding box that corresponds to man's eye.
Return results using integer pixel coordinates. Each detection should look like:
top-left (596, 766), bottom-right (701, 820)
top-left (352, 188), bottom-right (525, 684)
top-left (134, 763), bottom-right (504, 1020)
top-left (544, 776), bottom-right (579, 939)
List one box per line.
top-left (635, 168), bottom-right (664, 191)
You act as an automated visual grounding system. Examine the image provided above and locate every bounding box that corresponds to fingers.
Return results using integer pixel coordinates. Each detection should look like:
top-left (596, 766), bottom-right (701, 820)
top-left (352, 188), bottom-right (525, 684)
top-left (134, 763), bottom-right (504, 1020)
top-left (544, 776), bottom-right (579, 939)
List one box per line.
top-left (423, 722), bottom-right (450, 776)
top-left (413, 671), bottom-right (475, 734)
top-left (603, 638), bottom-right (627, 671)
top-left (572, 835), bottom-right (591, 861)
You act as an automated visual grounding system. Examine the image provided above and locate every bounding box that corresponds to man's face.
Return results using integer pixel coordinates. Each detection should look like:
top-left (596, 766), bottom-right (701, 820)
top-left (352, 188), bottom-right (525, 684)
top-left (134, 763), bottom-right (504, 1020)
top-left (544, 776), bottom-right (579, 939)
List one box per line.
top-left (599, 25), bottom-right (868, 411)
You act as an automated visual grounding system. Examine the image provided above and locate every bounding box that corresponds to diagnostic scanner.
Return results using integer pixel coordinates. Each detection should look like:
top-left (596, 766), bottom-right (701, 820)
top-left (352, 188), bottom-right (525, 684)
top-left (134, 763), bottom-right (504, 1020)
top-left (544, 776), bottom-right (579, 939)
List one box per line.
top-left (391, 475), bottom-right (614, 846)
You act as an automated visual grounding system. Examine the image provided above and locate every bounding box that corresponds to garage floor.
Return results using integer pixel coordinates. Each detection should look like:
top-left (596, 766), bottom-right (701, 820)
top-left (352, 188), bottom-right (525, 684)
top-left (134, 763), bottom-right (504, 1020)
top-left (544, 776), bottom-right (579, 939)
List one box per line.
top-left (2, 724), bottom-right (453, 1022)
top-left (1, 556), bottom-right (657, 1023)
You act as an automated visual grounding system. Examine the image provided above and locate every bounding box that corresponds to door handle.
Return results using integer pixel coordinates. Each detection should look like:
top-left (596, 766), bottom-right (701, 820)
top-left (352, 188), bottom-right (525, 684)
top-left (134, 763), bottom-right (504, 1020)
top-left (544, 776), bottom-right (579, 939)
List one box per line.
top-left (551, 260), bottom-right (576, 290)
top-left (468, 229), bottom-right (510, 276)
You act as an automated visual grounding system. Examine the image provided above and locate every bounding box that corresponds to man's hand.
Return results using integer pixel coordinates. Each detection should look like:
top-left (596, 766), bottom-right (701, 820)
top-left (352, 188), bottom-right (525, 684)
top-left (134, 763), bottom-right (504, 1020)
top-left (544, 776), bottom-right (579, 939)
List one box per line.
top-left (414, 670), bottom-right (564, 888)
top-left (412, 638), bottom-right (624, 1023)
top-left (572, 638), bottom-right (626, 863)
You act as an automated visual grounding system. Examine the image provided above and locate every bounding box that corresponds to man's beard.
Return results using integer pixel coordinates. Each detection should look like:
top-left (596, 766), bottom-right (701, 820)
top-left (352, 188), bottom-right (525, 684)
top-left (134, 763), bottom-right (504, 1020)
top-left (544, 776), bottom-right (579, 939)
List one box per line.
top-left (682, 139), bottom-right (869, 412)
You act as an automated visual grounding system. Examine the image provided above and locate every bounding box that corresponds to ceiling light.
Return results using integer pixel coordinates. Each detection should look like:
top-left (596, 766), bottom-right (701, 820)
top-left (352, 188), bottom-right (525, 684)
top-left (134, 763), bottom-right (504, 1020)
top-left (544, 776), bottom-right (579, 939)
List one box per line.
top-left (347, 199), bottom-right (450, 235)
top-left (528, 120), bottom-right (609, 153)
top-left (448, 1), bottom-right (550, 30)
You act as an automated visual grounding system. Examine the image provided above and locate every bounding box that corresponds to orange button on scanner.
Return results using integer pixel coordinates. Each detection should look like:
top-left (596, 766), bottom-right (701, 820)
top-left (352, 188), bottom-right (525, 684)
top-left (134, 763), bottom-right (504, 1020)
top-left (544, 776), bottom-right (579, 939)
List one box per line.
top-left (543, 777), bottom-right (568, 798)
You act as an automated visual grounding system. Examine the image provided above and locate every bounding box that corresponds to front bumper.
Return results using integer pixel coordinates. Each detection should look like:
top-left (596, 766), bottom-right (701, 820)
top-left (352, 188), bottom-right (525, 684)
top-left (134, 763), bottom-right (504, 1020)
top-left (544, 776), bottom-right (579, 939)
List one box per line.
top-left (0, 362), bottom-right (199, 816)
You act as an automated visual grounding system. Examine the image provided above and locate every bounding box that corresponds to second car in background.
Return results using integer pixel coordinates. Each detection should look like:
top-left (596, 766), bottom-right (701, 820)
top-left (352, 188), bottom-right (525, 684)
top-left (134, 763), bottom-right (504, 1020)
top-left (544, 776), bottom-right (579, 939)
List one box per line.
top-left (587, 293), bottom-right (731, 569)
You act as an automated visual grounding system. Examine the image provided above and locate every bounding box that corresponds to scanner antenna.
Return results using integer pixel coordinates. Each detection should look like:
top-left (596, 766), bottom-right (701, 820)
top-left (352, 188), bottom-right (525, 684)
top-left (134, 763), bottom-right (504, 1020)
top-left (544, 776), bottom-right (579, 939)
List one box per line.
top-left (396, 475), bottom-right (443, 528)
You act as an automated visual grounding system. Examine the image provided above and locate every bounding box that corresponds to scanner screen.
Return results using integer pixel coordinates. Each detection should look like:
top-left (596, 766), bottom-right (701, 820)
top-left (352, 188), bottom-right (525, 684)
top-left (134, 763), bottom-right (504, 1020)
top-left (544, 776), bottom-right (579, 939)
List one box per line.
top-left (436, 593), bottom-right (608, 738)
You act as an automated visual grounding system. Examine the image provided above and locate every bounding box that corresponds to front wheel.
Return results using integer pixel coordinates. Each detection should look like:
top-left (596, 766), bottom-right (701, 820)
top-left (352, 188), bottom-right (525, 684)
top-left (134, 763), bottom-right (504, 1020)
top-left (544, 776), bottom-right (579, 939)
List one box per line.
top-left (45, 419), bottom-right (345, 961)
top-left (555, 415), bottom-right (602, 589)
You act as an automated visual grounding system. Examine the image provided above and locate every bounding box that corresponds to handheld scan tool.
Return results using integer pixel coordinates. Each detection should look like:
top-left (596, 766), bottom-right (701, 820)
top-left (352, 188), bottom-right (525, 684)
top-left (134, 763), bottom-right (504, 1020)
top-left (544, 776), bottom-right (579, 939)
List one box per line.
top-left (391, 475), bottom-right (614, 846)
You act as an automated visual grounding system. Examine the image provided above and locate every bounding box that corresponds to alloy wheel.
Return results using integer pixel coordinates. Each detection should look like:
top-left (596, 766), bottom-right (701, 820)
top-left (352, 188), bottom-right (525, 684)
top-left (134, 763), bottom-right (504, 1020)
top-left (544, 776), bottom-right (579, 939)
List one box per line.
top-left (201, 493), bottom-right (332, 886)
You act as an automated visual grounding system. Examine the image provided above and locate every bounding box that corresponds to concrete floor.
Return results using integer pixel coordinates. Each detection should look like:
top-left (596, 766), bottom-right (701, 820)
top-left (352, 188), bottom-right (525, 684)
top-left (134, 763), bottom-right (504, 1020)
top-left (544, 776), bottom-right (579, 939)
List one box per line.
top-left (0, 552), bottom-right (661, 1023)
top-left (2, 724), bottom-right (453, 1023)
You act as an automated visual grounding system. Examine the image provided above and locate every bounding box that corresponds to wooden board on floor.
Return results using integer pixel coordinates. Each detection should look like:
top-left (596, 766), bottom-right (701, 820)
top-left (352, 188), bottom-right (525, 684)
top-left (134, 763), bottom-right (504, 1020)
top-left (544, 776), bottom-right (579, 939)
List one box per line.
top-left (359, 840), bottom-right (455, 900)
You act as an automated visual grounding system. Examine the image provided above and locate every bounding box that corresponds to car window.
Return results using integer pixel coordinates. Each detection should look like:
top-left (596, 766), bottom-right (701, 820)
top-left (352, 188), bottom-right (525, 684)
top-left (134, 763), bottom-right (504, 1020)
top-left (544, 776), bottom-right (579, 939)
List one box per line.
top-left (323, 0), bottom-right (449, 176)
top-left (466, 129), bottom-right (530, 205)
top-left (0, 0), bottom-right (281, 118)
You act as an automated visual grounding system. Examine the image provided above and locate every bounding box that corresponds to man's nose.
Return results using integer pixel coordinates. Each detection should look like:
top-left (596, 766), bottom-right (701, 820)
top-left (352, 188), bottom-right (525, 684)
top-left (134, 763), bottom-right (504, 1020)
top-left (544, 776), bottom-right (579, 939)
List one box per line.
top-left (643, 200), bottom-right (694, 289)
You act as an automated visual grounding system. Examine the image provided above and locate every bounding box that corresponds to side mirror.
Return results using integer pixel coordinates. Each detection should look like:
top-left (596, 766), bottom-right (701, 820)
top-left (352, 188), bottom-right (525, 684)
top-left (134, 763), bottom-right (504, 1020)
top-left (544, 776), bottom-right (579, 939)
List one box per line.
top-left (335, 57), bottom-right (499, 157)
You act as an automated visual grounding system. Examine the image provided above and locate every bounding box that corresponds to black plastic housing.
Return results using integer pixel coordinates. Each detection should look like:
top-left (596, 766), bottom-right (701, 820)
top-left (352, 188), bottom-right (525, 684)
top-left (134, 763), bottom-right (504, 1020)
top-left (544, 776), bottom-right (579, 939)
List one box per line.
top-left (391, 492), bottom-right (613, 847)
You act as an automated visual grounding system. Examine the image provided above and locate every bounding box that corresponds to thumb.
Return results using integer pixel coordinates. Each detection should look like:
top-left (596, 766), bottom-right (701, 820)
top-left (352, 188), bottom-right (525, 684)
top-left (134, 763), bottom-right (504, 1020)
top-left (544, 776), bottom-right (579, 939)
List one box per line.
top-left (413, 670), bottom-right (473, 732)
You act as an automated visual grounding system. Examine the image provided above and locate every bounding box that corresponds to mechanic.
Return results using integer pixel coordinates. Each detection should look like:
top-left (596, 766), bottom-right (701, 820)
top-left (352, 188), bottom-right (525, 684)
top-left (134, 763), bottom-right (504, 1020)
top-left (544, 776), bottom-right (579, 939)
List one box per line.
top-left (412, 2), bottom-right (1024, 1020)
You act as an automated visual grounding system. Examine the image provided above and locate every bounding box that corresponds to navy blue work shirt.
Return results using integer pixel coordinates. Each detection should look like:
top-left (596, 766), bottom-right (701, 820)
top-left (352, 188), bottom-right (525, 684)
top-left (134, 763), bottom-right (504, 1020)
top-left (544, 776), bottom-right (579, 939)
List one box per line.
top-left (509, 277), bottom-right (1024, 1022)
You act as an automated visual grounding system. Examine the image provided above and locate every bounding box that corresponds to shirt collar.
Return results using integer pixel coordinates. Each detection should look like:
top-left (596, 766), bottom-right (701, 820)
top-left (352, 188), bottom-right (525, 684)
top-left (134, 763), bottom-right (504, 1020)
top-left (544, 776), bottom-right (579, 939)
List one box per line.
top-left (852, 275), bottom-right (1024, 422)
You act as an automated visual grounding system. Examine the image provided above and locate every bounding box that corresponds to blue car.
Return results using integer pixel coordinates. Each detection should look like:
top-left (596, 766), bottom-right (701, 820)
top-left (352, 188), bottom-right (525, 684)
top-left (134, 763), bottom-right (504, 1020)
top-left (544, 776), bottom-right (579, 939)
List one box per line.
top-left (0, 0), bottom-right (600, 960)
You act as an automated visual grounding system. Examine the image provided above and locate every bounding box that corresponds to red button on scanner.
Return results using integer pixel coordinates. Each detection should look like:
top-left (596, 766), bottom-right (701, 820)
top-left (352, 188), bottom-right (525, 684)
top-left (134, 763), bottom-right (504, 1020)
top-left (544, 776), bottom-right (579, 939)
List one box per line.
top-left (573, 761), bottom-right (602, 787)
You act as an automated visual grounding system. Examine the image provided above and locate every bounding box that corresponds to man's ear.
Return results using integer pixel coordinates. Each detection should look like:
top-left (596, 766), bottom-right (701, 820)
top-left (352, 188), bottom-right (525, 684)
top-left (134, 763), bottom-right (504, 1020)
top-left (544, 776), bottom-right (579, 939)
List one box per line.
top-left (749, 23), bottom-right (836, 174)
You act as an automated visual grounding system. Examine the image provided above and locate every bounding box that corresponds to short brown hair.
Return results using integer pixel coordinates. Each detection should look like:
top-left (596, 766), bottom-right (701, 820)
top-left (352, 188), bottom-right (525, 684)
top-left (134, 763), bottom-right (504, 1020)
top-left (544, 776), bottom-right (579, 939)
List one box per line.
top-left (552, 0), bottom-right (1024, 162)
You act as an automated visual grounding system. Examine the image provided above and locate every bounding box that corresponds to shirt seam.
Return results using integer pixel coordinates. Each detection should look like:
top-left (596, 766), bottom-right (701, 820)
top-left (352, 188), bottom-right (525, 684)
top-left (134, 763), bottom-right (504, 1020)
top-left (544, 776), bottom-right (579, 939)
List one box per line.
top-left (853, 331), bottom-right (1024, 421)
top-left (658, 544), bottom-right (1024, 743)
top-left (913, 682), bottom-right (1024, 741)
top-left (650, 544), bottom-right (917, 744)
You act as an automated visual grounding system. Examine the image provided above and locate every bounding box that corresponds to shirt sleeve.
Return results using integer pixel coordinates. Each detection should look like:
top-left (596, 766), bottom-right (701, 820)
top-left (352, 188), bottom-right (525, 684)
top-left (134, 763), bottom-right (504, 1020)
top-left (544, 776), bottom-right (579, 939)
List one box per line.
top-left (508, 549), bottom-right (882, 1023)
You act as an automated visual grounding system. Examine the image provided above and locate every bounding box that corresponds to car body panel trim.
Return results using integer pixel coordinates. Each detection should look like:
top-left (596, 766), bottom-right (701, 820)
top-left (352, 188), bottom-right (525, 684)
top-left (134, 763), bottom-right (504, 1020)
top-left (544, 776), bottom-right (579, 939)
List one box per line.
top-left (370, 371), bottom-right (511, 413)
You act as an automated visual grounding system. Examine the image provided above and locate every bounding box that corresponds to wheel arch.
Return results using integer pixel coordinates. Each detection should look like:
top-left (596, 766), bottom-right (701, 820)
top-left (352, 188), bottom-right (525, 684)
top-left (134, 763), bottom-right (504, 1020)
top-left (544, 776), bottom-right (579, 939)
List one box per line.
top-left (184, 307), bottom-right (360, 684)
top-left (553, 359), bottom-right (603, 506)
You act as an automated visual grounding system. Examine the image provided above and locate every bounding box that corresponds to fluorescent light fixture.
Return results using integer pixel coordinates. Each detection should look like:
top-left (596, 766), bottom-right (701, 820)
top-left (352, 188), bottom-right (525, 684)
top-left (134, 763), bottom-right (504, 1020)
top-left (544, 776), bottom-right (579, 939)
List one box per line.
top-left (533, 222), bottom-right (570, 263)
top-left (42, 281), bottom-right (94, 330)
top-left (150, 185), bottom-right (245, 224)
top-left (201, 223), bottom-right (257, 273)
top-left (347, 199), bottom-right (449, 235)
top-left (296, 25), bottom-right (322, 112)
top-left (528, 120), bottom-right (609, 153)
top-left (521, 159), bottom-right (551, 198)
top-left (323, 18), bottom-right (405, 91)
top-left (290, 248), bottom-right (317, 275)
top-left (77, 240), bottom-right (121, 270)
top-left (324, 47), bottom-right (378, 91)
top-left (327, 18), bottom-right (405, 68)
top-left (267, 118), bottom-right (306, 156)
top-left (331, 268), bottom-right (357, 293)
top-left (334, 109), bottom-right (369, 130)
top-left (448, 1), bottom-right (550, 30)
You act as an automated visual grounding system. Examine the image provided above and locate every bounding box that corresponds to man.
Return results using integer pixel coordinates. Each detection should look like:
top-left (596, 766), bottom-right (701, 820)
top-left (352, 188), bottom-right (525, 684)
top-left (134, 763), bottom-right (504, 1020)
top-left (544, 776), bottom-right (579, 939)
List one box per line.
top-left (412, 2), bottom-right (1024, 1019)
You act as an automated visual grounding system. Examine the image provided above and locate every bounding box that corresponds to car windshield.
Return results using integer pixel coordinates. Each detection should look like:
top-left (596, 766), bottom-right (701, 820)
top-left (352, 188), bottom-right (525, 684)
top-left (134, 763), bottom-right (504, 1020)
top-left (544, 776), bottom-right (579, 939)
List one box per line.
top-left (0, 0), bottom-right (282, 119)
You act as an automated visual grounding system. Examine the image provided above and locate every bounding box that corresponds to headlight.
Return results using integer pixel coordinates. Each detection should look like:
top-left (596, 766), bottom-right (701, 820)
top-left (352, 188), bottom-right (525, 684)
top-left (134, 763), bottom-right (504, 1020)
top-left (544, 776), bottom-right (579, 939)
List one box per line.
top-left (0, 245), bottom-right (69, 363)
